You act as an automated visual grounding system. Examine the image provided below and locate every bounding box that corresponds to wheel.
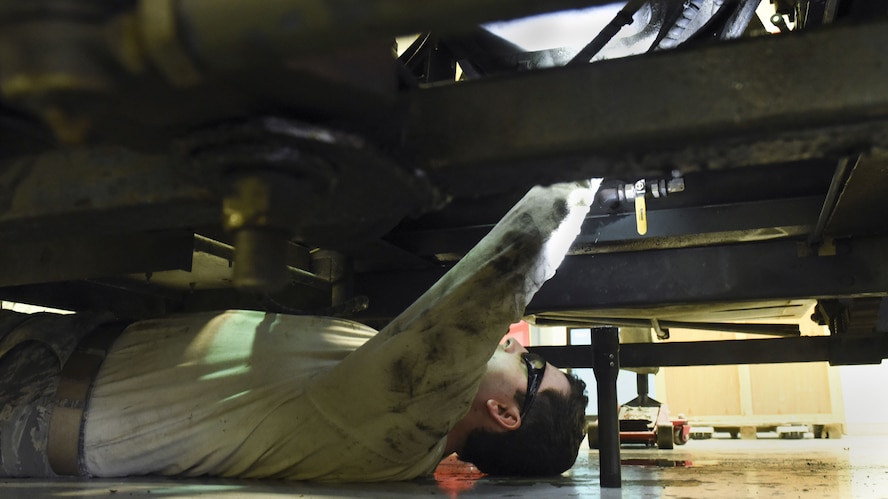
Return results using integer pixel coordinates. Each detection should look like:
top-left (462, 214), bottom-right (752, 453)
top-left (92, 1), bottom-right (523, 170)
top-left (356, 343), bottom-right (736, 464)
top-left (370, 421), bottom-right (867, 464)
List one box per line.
top-left (779, 431), bottom-right (804, 440)
top-left (657, 425), bottom-right (674, 450)
top-left (673, 425), bottom-right (689, 446)
top-left (587, 423), bottom-right (600, 449)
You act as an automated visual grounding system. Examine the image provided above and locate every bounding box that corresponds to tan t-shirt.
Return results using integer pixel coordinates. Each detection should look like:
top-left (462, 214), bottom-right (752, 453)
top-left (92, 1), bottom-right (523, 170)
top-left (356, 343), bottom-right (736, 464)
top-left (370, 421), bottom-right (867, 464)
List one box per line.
top-left (82, 180), bottom-right (600, 481)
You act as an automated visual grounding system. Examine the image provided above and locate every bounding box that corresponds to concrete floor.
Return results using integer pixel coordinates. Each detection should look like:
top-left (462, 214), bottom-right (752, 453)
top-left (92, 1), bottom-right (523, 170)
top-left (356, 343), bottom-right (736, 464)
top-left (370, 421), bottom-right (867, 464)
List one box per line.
top-left (2, 434), bottom-right (887, 498)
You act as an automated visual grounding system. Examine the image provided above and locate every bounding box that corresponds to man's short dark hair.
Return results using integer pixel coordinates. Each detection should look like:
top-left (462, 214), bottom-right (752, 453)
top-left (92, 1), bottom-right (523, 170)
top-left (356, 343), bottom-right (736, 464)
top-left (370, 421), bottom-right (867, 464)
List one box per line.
top-left (457, 373), bottom-right (588, 476)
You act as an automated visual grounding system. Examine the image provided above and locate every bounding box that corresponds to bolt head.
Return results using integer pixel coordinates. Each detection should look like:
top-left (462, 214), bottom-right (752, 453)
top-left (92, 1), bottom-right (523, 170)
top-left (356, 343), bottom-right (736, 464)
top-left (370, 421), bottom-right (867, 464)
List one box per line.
top-left (226, 212), bottom-right (244, 228)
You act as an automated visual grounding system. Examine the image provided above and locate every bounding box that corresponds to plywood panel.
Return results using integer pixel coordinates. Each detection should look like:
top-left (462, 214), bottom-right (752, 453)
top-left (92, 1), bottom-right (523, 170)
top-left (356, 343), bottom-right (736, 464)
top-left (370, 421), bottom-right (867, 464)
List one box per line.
top-left (661, 365), bottom-right (742, 417)
top-left (749, 362), bottom-right (833, 415)
top-left (658, 318), bottom-right (842, 426)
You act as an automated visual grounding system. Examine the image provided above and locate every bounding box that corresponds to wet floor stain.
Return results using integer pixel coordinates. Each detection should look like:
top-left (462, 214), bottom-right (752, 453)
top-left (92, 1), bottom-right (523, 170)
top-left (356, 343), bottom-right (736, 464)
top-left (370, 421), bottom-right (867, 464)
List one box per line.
top-left (2, 436), bottom-right (888, 497)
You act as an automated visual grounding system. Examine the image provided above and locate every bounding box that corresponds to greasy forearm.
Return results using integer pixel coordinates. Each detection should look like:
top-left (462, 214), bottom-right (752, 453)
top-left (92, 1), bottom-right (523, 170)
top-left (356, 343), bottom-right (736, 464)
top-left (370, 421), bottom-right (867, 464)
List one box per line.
top-left (380, 179), bottom-right (602, 345)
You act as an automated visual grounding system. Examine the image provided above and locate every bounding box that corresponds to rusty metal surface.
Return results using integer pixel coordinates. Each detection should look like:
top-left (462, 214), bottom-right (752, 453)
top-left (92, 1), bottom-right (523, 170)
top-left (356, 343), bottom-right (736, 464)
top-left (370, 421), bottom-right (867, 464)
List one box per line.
top-left (400, 18), bottom-right (888, 196)
top-left (0, 1), bottom-right (884, 327)
top-left (533, 333), bottom-right (888, 367)
top-left (0, 147), bottom-right (217, 238)
top-left (0, 231), bottom-right (194, 288)
top-left (174, 0), bottom-right (617, 70)
top-left (825, 153), bottom-right (888, 237)
top-left (353, 235), bottom-right (888, 322)
top-left (385, 195), bottom-right (826, 259)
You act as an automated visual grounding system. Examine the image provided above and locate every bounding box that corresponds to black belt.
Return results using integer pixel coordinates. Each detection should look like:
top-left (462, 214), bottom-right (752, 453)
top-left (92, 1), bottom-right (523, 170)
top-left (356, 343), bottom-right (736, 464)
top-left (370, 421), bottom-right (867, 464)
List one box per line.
top-left (47, 320), bottom-right (129, 476)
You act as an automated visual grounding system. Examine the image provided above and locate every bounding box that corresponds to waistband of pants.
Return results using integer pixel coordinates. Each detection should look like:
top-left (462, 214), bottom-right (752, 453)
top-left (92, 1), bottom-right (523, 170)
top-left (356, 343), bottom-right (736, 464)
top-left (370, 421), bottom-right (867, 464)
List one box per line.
top-left (47, 320), bottom-right (130, 476)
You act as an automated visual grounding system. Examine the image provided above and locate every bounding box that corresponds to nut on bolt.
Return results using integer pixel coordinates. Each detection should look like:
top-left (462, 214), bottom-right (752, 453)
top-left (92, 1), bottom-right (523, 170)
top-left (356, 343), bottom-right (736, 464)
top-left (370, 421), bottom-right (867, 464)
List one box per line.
top-left (223, 171), bottom-right (301, 292)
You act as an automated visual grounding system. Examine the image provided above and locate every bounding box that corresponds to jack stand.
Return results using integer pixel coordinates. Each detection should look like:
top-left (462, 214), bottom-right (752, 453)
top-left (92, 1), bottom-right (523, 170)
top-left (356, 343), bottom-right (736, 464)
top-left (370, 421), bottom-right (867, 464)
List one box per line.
top-left (592, 326), bottom-right (621, 488)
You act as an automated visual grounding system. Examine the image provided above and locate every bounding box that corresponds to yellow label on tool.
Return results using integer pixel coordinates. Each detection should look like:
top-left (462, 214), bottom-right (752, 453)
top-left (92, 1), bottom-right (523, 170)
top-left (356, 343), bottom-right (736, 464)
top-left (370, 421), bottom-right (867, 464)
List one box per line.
top-left (635, 188), bottom-right (647, 235)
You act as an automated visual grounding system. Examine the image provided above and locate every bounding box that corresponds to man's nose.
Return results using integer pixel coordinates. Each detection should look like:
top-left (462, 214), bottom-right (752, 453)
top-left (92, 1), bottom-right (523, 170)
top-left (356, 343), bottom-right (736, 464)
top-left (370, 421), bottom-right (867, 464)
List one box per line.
top-left (503, 338), bottom-right (528, 353)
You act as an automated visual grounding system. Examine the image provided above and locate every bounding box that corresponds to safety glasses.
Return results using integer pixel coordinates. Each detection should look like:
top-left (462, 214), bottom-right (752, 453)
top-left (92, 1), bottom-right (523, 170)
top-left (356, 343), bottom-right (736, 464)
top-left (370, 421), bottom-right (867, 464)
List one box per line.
top-left (520, 352), bottom-right (547, 419)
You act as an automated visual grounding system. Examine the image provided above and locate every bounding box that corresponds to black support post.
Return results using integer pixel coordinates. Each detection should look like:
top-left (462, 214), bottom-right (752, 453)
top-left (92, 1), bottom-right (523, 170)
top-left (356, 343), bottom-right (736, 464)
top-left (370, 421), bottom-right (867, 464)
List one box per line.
top-left (636, 373), bottom-right (649, 405)
top-left (591, 326), bottom-right (621, 488)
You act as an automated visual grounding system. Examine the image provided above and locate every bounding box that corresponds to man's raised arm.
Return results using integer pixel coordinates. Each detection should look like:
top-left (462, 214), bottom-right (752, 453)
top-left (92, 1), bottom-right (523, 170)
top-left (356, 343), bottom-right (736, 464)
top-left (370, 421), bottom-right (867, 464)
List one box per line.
top-left (305, 179), bottom-right (602, 474)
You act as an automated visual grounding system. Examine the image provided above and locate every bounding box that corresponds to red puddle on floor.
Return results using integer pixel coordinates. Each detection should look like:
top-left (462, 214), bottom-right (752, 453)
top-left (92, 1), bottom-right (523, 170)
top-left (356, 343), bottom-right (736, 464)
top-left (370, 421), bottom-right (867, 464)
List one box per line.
top-left (434, 455), bottom-right (486, 498)
top-left (621, 458), bottom-right (693, 467)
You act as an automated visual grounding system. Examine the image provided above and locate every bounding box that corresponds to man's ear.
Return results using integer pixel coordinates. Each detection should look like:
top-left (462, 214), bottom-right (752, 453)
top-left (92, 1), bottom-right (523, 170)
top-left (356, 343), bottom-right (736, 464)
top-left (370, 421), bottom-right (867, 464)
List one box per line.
top-left (485, 398), bottom-right (522, 431)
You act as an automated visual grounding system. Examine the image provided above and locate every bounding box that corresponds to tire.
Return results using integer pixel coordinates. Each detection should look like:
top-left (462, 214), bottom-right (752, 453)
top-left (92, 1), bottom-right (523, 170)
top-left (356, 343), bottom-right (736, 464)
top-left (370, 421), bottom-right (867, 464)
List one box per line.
top-left (587, 423), bottom-right (600, 449)
top-left (674, 425), bottom-right (689, 446)
top-left (657, 425), bottom-right (674, 450)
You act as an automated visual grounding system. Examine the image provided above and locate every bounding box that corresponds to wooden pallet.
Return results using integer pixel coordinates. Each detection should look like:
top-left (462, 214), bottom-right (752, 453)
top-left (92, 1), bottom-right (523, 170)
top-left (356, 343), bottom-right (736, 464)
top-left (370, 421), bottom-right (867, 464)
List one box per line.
top-left (689, 419), bottom-right (843, 439)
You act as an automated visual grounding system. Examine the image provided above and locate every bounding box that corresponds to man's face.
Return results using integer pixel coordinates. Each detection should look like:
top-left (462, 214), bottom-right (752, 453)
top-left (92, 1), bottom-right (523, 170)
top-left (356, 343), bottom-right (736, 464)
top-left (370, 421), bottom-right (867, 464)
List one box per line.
top-left (481, 337), bottom-right (571, 413)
